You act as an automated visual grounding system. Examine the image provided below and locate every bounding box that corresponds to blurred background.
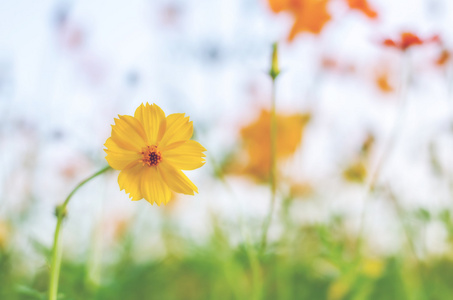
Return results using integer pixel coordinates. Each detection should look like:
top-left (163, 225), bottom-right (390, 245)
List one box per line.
top-left (2, 0), bottom-right (453, 299)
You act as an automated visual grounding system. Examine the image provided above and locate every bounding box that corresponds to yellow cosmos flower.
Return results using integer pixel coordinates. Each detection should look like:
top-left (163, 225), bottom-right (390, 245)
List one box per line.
top-left (104, 103), bottom-right (206, 205)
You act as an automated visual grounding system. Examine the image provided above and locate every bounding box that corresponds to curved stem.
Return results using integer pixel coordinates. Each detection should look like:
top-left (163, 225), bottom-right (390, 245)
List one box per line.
top-left (48, 165), bottom-right (111, 300)
top-left (355, 52), bottom-right (410, 254)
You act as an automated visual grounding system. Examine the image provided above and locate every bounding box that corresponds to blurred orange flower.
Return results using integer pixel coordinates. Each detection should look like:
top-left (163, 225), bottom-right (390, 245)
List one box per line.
top-left (268, 0), bottom-right (331, 41)
top-left (102, 216), bottom-right (131, 243)
top-left (321, 55), bottom-right (356, 75)
top-left (346, 0), bottom-right (378, 19)
top-left (382, 32), bottom-right (422, 51)
top-left (321, 56), bottom-right (338, 70)
top-left (382, 32), bottom-right (439, 51)
top-left (235, 109), bottom-right (311, 181)
top-left (374, 69), bottom-right (395, 93)
top-left (435, 49), bottom-right (451, 67)
top-left (268, 0), bottom-right (294, 13)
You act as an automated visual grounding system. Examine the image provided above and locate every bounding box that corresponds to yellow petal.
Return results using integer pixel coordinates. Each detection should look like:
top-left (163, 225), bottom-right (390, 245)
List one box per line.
top-left (111, 115), bottom-right (147, 151)
top-left (159, 113), bottom-right (193, 149)
top-left (158, 160), bottom-right (198, 195)
top-left (163, 140), bottom-right (207, 170)
top-left (104, 138), bottom-right (141, 170)
top-left (140, 166), bottom-right (171, 205)
top-left (118, 164), bottom-right (145, 201)
top-left (134, 103), bottom-right (166, 145)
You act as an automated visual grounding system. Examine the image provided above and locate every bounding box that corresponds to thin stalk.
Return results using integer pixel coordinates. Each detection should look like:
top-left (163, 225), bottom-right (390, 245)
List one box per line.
top-left (388, 187), bottom-right (429, 299)
top-left (260, 43), bottom-right (280, 253)
top-left (260, 75), bottom-right (278, 252)
top-left (245, 236), bottom-right (264, 300)
top-left (355, 52), bottom-right (411, 255)
top-left (48, 165), bottom-right (111, 300)
top-left (384, 188), bottom-right (418, 259)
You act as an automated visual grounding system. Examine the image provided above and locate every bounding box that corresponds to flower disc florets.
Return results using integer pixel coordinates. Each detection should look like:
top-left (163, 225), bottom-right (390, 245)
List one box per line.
top-left (141, 145), bottom-right (162, 167)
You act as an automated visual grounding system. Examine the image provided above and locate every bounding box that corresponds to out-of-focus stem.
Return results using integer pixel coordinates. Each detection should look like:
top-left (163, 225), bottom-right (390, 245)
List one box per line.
top-left (260, 43), bottom-right (280, 253)
top-left (246, 238), bottom-right (263, 300)
top-left (356, 52), bottom-right (410, 254)
top-left (48, 166), bottom-right (111, 300)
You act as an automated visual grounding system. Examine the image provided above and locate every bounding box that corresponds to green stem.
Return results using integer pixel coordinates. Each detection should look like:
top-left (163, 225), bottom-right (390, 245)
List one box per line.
top-left (48, 165), bottom-right (111, 300)
top-left (260, 74), bottom-right (278, 253)
top-left (246, 238), bottom-right (263, 300)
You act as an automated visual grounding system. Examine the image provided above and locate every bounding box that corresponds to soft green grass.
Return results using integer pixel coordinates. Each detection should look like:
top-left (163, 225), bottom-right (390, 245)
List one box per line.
top-left (3, 207), bottom-right (453, 300)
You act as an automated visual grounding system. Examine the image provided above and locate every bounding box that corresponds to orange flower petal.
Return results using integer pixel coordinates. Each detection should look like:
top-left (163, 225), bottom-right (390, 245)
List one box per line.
top-left (382, 39), bottom-right (397, 48)
top-left (374, 68), bottom-right (395, 93)
top-left (288, 0), bottom-right (331, 41)
top-left (400, 32), bottom-right (423, 50)
top-left (347, 0), bottom-right (378, 19)
top-left (268, 0), bottom-right (293, 13)
top-left (436, 49), bottom-right (451, 67)
top-left (382, 32), bottom-right (426, 51)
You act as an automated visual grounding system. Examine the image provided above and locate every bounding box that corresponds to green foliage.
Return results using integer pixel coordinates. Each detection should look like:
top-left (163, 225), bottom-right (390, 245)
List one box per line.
top-left (4, 209), bottom-right (453, 300)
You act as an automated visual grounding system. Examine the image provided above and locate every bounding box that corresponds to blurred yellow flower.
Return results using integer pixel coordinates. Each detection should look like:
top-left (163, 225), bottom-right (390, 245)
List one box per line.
top-left (342, 133), bottom-right (374, 183)
top-left (328, 279), bottom-right (350, 300)
top-left (235, 109), bottom-right (310, 182)
top-left (289, 181), bottom-right (314, 199)
top-left (361, 258), bottom-right (384, 278)
top-left (342, 160), bottom-right (367, 183)
top-left (0, 221), bottom-right (9, 249)
top-left (104, 103), bottom-right (206, 205)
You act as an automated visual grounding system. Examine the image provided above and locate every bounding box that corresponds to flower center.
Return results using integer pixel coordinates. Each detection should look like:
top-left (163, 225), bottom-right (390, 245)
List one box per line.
top-left (140, 145), bottom-right (162, 167)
